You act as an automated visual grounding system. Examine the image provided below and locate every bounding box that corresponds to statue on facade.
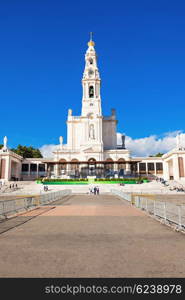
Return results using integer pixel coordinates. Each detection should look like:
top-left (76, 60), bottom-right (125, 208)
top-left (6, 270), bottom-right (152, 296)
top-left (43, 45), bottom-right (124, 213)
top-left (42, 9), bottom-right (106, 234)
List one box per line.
top-left (121, 134), bottom-right (125, 149)
top-left (176, 134), bottom-right (180, 149)
top-left (3, 136), bottom-right (8, 150)
top-left (59, 136), bottom-right (63, 148)
top-left (111, 108), bottom-right (116, 116)
top-left (176, 133), bottom-right (185, 150)
top-left (68, 109), bottom-right (72, 116)
top-left (89, 124), bottom-right (95, 139)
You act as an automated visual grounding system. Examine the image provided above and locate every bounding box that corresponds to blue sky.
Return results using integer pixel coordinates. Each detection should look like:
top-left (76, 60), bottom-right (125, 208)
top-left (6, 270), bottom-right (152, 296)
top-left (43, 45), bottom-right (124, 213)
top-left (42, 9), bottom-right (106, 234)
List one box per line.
top-left (0, 0), bottom-right (185, 152)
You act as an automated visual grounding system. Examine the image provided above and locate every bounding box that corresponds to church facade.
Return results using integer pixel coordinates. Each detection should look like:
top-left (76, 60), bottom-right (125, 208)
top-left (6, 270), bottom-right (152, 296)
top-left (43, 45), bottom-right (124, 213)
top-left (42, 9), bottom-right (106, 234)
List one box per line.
top-left (0, 37), bottom-right (185, 182)
top-left (50, 37), bottom-right (133, 178)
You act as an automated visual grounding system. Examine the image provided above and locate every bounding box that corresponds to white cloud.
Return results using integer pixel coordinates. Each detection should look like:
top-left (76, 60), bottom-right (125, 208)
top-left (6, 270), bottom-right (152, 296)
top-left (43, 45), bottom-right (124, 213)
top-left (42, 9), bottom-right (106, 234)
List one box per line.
top-left (40, 144), bottom-right (58, 158)
top-left (40, 131), bottom-right (182, 158)
top-left (117, 131), bottom-right (182, 157)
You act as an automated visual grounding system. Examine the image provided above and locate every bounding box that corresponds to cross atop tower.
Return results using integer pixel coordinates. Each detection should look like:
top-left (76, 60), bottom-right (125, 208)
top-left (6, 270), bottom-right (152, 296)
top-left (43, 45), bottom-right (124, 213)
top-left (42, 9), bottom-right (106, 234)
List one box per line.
top-left (90, 32), bottom-right (93, 41)
top-left (88, 32), bottom-right (95, 47)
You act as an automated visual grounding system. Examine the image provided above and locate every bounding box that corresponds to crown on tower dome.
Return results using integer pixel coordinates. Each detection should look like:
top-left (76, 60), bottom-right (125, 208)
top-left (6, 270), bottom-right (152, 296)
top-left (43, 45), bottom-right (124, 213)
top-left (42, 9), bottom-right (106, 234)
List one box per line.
top-left (88, 40), bottom-right (95, 47)
top-left (88, 32), bottom-right (95, 47)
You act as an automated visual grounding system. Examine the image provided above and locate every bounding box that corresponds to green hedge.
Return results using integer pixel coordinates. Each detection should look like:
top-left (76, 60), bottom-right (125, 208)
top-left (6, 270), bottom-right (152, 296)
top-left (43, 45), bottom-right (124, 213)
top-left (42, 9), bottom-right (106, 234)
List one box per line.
top-left (95, 177), bottom-right (148, 182)
top-left (93, 180), bottom-right (138, 184)
top-left (43, 181), bottom-right (88, 185)
top-left (41, 180), bottom-right (146, 185)
top-left (36, 177), bottom-right (149, 185)
top-left (39, 178), bottom-right (88, 182)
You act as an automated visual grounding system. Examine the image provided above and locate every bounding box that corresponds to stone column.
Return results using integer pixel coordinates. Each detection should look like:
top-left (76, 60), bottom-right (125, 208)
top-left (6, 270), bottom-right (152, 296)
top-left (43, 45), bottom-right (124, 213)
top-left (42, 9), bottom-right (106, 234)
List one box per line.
top-left (18, 162), bottom-right (22, 180)
top-left (48, 165), bottom-right (51, 178)
top-left (7, 157), bottom-right (12, 181)
top-left (66, 163), bottom-right (70, 177)
top-left (45, 163), bottom-right (48, 177)
top-left (114, 162), bottom-right (118, 178)
top-left (173, 156), bottom-right (180, 180)
top-left (125, 162), bottom-right (131, 175)
top-left (146, 163), bottom-right (148, 175)
top-left (137, 163), bottom-right (140, 175)
top-left (37, 163), bottom-right (39, 178)
top-left (114, 162), bottom-right (118, 172)
top-left (154, 163), bottom-right (157, 176)
top-left (28, 163), bottom-right (31, 179)
top-left (54, 164), bottom-right (60, 177)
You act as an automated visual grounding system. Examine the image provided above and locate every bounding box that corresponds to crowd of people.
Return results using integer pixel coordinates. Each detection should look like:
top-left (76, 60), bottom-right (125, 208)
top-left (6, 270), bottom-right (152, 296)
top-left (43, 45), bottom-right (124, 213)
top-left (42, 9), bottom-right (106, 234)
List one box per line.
top-left (89, 186), bottom-right (100, 195)
top-left (0, 181), bottom-right (19, 193)
top-left (156, 177), bottom-right (185, 192)
top-left (156, 177), bottom-right (167, 184)
top-left (9, 183), bottom-right (18, 189)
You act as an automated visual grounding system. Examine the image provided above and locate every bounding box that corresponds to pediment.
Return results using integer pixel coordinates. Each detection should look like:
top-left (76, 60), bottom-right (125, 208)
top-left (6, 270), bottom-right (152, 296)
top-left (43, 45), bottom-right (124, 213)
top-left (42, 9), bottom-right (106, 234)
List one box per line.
top-left (83, 147), bottom-right (94, 152)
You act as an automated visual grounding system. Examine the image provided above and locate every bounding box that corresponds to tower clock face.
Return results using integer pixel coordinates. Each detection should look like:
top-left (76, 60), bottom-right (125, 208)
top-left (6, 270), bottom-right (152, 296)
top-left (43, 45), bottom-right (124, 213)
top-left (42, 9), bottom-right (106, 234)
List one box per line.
top-left (88, 69), bottom-right (94, 77)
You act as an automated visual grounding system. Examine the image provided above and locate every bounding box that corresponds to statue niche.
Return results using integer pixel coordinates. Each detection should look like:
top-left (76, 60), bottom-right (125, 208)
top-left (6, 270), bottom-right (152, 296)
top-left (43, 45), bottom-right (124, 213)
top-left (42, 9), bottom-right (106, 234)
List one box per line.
top-left (89, 86), bottom-right (94, 98)
top-left (89, 124), bottom-right (95, 140)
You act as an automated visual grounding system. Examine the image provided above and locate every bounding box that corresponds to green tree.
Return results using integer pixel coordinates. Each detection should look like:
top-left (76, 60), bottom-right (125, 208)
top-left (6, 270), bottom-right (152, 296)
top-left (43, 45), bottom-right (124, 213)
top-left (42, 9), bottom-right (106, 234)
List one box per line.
top-left (11, 145), bottom-right (43, 158)
top-left (0, 144), bottom-right (3, 150)
top-left (149, 152), bottom-right (164, 157)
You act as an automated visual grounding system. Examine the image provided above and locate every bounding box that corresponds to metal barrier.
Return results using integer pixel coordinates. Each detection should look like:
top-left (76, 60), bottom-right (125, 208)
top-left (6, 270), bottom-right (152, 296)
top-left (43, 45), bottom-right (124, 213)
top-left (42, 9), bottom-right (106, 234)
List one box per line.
top-left (0, 189), bottom-right (71, 218)
top-left (111, 189), bottom-right (132, 202)
top-left (111, 189), bottom-right (185, 230)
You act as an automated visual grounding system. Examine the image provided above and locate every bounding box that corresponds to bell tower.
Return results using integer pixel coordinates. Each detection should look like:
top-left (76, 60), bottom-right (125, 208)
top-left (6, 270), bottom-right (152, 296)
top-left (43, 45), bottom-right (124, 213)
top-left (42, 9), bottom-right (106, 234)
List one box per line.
top-left (81, 33), bottom-right (102, 117)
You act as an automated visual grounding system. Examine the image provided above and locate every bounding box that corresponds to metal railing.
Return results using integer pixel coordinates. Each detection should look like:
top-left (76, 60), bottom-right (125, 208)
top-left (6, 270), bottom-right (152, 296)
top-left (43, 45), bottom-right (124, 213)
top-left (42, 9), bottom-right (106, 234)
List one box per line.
top-left (0, 189), bottom-right (71, 219)
top-left (111, 189), bottom-right (185, 230)
top-left (111, 189), bottom-right (132, 202)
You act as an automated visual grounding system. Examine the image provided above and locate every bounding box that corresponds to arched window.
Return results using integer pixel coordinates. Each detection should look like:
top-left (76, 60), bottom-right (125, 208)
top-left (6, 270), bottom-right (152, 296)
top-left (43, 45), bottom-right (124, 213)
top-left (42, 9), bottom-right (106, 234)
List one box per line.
top-left (88, 158), bottom-right (96, 162)
top-left (105, 158), bottom-right (114, 170)
top-left (89, 58), bottom-right (93, 65)
top-left (59, 159), bottom-right (67, 171)
top-left (118, 158), bottom-right (126, 170)
top-left (89, 86), bottom-right (94, 98)
top-left (71, 159), bottom-right (79, 171)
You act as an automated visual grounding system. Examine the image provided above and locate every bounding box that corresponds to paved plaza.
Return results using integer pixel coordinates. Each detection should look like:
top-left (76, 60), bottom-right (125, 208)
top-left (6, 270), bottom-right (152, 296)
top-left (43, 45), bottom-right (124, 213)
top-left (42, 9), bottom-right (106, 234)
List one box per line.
top-left (0, 194), bottom-right (185, 277)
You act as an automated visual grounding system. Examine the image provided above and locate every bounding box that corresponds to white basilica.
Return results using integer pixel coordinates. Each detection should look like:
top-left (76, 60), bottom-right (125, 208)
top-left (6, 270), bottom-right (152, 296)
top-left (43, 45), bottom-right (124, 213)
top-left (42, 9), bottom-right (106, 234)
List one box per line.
top-left (0, 36), bottom-right (185, 182)
top-left (51, 36), bottom-right (132, 177)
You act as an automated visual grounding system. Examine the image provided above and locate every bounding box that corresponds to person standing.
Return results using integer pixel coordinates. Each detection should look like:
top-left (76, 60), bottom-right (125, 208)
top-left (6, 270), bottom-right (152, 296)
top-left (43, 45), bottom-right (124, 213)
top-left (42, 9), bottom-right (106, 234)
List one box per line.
top-left (94, 186), bottom-right (97, 195)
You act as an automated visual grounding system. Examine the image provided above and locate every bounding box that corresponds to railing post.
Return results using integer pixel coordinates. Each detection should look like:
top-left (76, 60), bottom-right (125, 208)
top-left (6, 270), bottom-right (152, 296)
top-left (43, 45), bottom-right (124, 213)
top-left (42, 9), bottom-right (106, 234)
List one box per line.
top-left (178, 206), bottom-right (182, 229)
top-left (24, 198), bottom-right (27, 210)
top-left (135, 196), bottom-right (138, 207)
top-left (137, 196), bottom-right (139, 207)
top-left (164, 202), bottom-right (166, 221)
top-left (14, 199), bottom-right (17, 213)
top-left (140, 198), bottom-right (144, 209)
top-left (3, 201), bottom-right (5, 217)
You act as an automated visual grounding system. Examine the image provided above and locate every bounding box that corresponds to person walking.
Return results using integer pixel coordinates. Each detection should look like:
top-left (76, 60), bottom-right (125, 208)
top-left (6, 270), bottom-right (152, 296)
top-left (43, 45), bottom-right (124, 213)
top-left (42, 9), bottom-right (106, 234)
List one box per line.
top-left (94, 186), bottom-right (97, 195)
top-left (97, 186), bottom-right (99, 195)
